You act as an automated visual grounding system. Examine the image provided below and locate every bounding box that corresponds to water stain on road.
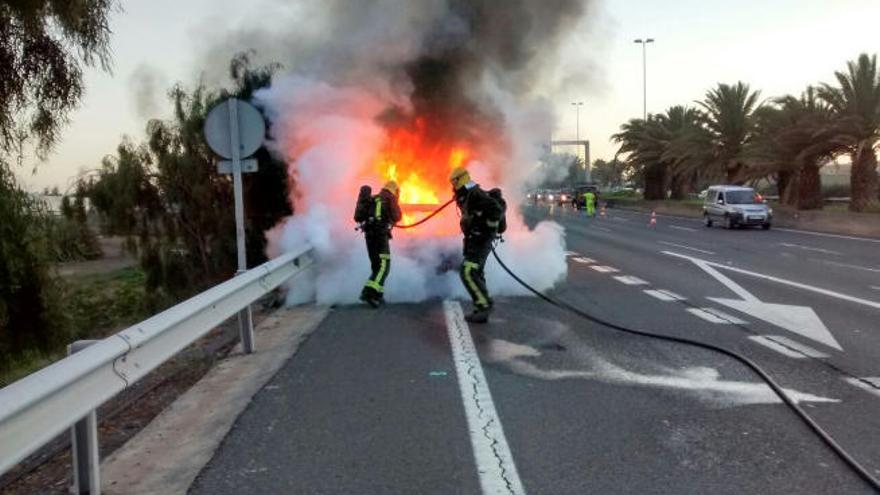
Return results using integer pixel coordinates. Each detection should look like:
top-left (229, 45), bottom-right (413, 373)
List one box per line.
top-left (482, 338), bottom-right (837, 407)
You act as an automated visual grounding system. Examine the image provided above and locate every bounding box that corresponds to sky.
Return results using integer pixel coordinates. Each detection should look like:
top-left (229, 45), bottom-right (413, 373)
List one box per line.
top-left (16, 0), bottom-right (880, 191)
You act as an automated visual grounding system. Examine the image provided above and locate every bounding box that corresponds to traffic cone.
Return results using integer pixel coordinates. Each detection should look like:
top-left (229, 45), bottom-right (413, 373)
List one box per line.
top-left (649, 210), bottom-right (657, 227)
top-left (599, 205), bottom-right (606, 218)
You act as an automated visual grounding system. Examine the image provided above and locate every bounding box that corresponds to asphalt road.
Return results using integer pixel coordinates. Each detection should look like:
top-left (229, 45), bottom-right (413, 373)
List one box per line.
top-left (191, 204), bottom-right (880, 494)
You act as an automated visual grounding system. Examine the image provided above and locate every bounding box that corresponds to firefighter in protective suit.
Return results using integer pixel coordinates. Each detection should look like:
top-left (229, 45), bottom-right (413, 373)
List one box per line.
top-left (450, 167), bottom-right (504, 324)
top-left (356, 181), bottom-right (402, 307)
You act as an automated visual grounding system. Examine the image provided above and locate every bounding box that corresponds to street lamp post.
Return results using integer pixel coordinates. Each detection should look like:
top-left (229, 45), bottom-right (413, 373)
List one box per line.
top-left (571, 101), bottom-right (584, 180)
top-left (634, 38), bottom-right (654, 120)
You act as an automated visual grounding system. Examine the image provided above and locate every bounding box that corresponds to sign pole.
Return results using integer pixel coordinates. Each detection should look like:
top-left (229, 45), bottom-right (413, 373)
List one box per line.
top-left (228, 98), bottom-right (255, 353)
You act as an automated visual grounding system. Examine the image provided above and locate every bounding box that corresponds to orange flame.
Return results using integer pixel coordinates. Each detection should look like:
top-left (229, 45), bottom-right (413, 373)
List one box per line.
top-left (374, 120), bottom-right (473, 235)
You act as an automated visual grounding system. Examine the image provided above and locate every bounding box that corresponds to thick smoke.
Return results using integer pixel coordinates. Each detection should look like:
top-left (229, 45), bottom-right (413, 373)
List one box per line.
top-left (252, 0), bottom-right (595, 305)
top-left (128, 64), bottom-right (167, 120)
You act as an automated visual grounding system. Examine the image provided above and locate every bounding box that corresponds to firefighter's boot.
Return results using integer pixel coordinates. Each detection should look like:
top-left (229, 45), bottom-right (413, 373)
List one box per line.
top-left (465, 305), bottom-right (491, 324)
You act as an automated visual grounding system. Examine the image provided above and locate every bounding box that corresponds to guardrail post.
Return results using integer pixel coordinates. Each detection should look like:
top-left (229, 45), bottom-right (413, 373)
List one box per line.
top-left (238, 304), bottom-right (255, 354)
top-left (68, 340), bottom-right (101, 495)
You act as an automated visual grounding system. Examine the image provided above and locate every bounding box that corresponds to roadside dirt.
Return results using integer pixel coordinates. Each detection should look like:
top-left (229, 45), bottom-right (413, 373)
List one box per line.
top-left (0, 302), bottom-right (276, 495)
top-left (57, 236), bottom-right (135, 278)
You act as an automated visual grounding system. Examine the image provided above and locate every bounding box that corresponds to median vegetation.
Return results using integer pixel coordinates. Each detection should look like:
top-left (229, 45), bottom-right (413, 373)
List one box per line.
top-left (611, 53), bottom-right (880, 213)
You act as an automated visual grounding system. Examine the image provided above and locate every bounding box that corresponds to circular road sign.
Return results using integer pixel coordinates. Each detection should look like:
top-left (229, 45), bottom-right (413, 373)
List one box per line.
top-left (204, 98), bottom-right (266, 159)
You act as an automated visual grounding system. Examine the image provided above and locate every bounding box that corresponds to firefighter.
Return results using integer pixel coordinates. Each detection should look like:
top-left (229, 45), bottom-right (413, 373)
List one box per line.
top-left (584, 189), bottom-right (596, 217)
top-left (450, 167), bottom-right (505, 324)
top-left (357, 181), bottom-right (401, 308)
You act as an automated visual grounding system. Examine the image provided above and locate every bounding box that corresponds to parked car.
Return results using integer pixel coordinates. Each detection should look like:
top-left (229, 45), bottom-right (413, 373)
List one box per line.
top-left (702, 185), bottom-right (772, 230)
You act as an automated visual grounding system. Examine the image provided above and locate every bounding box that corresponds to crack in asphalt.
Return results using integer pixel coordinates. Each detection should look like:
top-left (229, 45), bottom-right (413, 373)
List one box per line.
top-left (456, 313), bottom-right (518, 495)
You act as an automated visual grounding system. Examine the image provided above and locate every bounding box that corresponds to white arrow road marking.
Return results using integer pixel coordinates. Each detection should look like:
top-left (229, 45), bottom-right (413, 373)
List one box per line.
top-left (663, 251), bottom-right (845, 351)
top-left (658, 241), bottom-right (716, 255)
top-left (572, 257), bottom-right (595, 264)
top-left (670, 225), bottom-right (696, 232)
top-left (708, 297), bottom-right (841, 350)
top-left (748, 335), bottom-right (829, 359)
top-left (565, 251), bottom-right (579, 257)
top-left (663, 251), bottom-right (880, 310)
top-left (844, 377), bottom-right (880, 398)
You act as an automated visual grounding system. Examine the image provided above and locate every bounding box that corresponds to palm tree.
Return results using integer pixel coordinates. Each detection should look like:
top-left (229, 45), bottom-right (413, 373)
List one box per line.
top-left (750, 87), bottom-right (841, 209)
top-left (698, 82), bottom-right (763, 184)
top-left (612, 106), bottom-right (709, 199)
top-left (612, 116), bottom-right (668, 199)
top-left (819, 53), bottom-right (880, 212)
top-left (660, 106), bottom-right (712, 198)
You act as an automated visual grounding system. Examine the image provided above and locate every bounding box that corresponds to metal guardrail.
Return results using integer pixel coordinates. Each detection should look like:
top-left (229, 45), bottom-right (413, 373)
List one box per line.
top-left (0, 246), bottom-right (314, 481)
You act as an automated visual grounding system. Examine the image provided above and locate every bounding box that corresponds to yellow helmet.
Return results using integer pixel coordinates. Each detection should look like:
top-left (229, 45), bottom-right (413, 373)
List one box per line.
top-left (383, 180), bottom-right (399, 196)
top-left (449, 167), bottom-right (470, 189)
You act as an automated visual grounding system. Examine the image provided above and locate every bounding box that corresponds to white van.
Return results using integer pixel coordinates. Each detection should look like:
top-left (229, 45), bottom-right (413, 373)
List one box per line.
top-left (702, 185), bottom-right (772, 230)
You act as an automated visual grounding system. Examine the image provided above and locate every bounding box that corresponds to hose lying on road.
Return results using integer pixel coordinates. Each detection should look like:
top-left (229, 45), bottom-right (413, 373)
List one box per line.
top-left (394, 198), bottom-right (455, 229)
top-left (490, 244), bottom-right (880, 492)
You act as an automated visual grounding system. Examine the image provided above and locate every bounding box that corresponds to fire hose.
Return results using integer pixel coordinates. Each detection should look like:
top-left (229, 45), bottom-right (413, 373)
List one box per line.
top-left (489, 244), bottom-right (880, 492)
top-left (394, 198), bottom-right (455, 229)
top-left (389, 197), bottom-right (880, 491)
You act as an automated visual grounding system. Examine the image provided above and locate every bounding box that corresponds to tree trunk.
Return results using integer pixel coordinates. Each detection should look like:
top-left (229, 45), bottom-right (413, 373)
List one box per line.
top-left (726, 160), bottom-right (746, 185)
top-left (849, 143), bottom-right (879, 212)
top-left (796, 163), bottom-right (823, 210)
top-left (643, 164), bottom-right (667, 200)
top-left (669, 174), bottom-right (689, 200)
top-left (777, 171), bottom-right (798, 206)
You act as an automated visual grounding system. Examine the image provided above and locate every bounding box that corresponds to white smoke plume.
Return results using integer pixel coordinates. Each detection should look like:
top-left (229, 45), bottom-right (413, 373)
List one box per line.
top-left (253, 0), bottom-right (596, 305)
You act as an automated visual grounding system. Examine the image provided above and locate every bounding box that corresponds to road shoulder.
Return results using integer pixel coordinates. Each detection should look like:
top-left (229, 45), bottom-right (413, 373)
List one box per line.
top-left (100, 305), bottom-right (329, 495)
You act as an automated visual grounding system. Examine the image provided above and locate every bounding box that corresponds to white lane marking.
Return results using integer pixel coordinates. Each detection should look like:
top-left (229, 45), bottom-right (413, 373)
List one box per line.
top-left (818, 259), bottom-right (880, 273)
top-left (670, 225), bottom-right (696, 232)
top-left (658, 241), bottom-right (716, 255)
top-left (748, 335), bottom-right (828, 359)
top-left (657, 289), bottom-right (686, 300)
top-left (572, 257), bottom-right (595, 264)
top-left (663, 250), bottom-right (880, 311)
top-left (778, 242), bottom-right (841, 255)
top-left (614, 275), bottom-right (649, 286)
top-left (775, 228), bottom-right (880, 244)
top-left (443, 301), bottom-right (525, 495)
top-left (844, 377), bottom-right (880, 398)
top-left (872, 286), bottom-right (880, 291)
top-left (687, 308), bottom-right (735, 324)
top-left (612, 217), bottom-right (629, 222)
top-left (663, 251), bottom-right (845, 350)
top-left (699, 307), bottom-right (747, 324)
top-left (590, 265), bottom-right (619, 273)
top-left (565, 251), bottom-right (579, 257)
top-left (643, 289), bottom-right (685, 302)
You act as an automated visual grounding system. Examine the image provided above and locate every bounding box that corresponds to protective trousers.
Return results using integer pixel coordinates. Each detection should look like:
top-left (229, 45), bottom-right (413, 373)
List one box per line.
top-left (585, 194), bottom-right (596, 216)
top-left (362, 232), bottom-right (391, 300)
top-left (460, 236), bottom-right (493, 309)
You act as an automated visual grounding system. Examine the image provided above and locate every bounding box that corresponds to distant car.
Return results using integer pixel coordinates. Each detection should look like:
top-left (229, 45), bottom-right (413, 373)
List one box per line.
top-left (703, 185), bottom-right (772, 230)
top-left (556, 189), bottom-right (573, 206)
